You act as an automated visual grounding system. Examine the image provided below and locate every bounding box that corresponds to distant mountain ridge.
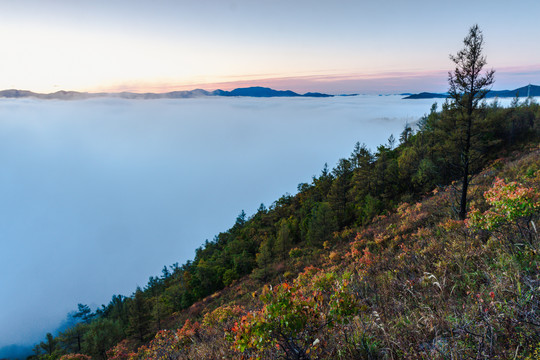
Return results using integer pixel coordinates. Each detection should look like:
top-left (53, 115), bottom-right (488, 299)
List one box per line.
top-left (404, 84), bottom-right (540, 99)
top-left (0, 86), bottom-right (333, 100)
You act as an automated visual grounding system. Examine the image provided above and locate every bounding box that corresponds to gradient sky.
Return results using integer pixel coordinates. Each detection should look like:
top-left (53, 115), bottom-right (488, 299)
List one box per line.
top-left (0, 0), bottom-right (539, 94)
top-left (0, 0), bottom-right (539, 353)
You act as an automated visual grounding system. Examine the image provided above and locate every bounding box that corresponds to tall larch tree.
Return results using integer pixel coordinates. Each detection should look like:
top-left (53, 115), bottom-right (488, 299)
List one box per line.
top-left (448, 24), bottom-right (495, 219)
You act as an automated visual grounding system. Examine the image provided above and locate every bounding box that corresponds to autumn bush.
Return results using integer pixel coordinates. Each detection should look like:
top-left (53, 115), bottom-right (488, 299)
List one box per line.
top-left (59, 355), bottom-right (92, 360)
top-left (231, 267), bottom-right (358, 359)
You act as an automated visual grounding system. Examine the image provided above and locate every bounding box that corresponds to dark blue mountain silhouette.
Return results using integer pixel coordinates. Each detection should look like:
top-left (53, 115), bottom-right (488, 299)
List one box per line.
top-left (404, 84), bottom-right (539, 99)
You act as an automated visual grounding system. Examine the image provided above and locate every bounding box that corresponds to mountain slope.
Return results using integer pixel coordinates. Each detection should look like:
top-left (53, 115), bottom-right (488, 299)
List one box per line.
top-left (27, 100), bottom-right (540, 360)
top-left (103, 145), bottom-right (540, 360)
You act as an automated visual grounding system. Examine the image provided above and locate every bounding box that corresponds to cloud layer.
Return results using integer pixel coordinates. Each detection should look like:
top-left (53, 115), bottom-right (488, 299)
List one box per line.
top-left (0, 95), bottom-right (522, 346)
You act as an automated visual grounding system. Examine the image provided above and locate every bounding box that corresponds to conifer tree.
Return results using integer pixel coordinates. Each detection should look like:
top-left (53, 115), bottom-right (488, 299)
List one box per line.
top-left (39, 333), bottom-right (57, 357)
top-left (448, 24), bottom-right (495, 219)
top-left (127, 287), bottom-right (151, 343)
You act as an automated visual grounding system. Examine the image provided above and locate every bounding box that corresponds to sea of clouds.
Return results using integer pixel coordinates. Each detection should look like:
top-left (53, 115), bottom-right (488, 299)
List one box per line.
top-left (0, 94), bottom-right (524, 349)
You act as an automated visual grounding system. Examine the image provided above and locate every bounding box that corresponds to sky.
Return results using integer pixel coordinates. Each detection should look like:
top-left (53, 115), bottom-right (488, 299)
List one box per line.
top-left (0, 0), bottom-right (539, 354)
top-left (0, 0), bottom-right (539, 94)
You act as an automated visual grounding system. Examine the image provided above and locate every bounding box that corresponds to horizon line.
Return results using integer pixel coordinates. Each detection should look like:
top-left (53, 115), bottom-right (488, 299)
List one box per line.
top-left (0, 82), bottom-right (538, 98)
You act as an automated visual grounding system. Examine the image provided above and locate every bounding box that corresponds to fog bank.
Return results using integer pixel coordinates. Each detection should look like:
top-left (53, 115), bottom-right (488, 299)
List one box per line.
top-left (0, 95), bottom-right (463, 346)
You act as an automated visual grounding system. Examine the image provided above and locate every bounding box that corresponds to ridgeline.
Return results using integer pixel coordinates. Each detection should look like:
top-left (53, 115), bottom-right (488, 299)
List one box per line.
top-left (404, 84), bottom-right (540, 99)
top-left (0, 87), bottom-right (332, 101)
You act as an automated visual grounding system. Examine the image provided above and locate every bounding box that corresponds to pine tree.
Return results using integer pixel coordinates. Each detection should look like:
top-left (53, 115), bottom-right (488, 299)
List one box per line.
top-left (127, 287), bottom-right (151, 343)
top-left (448, 24), bottom-right (495, 219)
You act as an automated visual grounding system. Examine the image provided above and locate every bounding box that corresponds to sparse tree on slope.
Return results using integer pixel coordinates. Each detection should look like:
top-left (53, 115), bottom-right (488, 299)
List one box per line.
top-left (39, 333), bottom-right (57, 357)
top-left (448, 24), bottom-right (495, 219)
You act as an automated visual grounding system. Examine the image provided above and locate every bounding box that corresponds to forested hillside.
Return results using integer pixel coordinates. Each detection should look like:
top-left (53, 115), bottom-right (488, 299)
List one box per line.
top-left (22, 92), bottom-right (540, 360)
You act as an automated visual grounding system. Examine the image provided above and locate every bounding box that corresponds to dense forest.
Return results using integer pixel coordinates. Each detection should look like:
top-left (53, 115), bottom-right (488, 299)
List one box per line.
top-left (17, 27), bottom-right (540, 360)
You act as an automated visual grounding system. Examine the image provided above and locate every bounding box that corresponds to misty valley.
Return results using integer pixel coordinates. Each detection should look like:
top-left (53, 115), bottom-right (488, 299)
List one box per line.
top-left (0, 95), bottom-right (443, 346)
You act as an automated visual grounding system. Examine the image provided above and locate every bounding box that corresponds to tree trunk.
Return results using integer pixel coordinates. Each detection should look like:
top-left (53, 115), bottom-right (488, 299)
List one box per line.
top-left (459, 159), bottom-right (469, 220)
top-left (459, 103), bottom-right (473, 220)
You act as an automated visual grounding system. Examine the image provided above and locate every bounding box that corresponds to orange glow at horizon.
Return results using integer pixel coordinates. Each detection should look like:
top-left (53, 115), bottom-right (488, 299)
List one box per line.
top-left (85, 69), bottom-right (454, 94)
